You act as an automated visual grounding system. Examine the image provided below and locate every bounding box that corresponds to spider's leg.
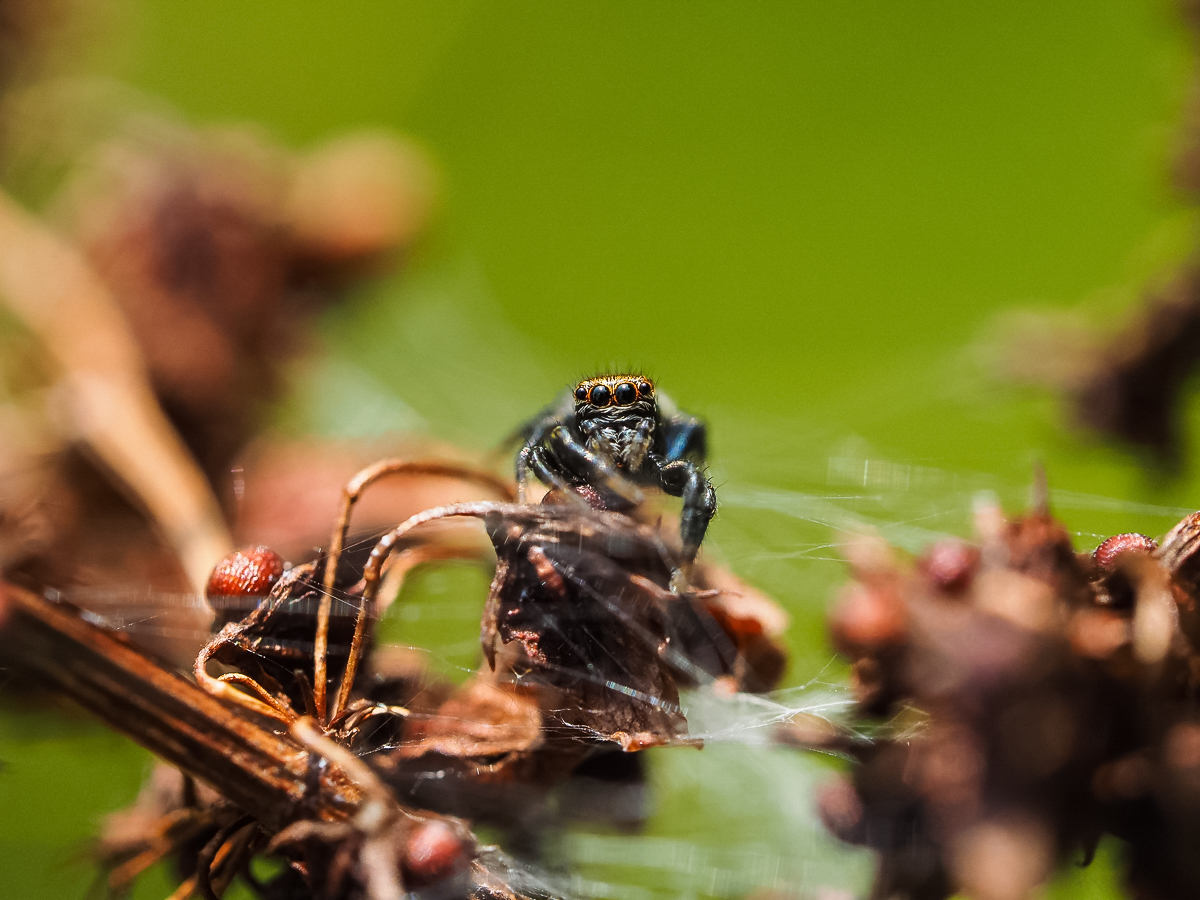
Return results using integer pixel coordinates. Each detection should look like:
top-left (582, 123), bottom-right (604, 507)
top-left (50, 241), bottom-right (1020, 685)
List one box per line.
top-left (656, 459), bottom-right (717, 564)
top-left (516, 415), bottom-right (562, 502)
top-left (517, 443), bottom-right (536, 502)
top-left (660, 414), bottom-right (708, 463)
top-left (529, 444), bottom-right (590, 506)
top-left (547, 425), bottom-right (643, 506)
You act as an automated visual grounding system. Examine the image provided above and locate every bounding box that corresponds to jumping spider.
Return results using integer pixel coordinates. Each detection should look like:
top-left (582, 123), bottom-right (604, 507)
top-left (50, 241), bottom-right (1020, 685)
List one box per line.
top-left (515, 375), bottom-right (717, 566)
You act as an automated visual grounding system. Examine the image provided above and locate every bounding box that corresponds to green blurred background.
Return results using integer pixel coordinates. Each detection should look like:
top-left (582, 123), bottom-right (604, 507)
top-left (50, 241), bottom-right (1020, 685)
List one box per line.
top-left (3, 1), bottom-right (1198, 897)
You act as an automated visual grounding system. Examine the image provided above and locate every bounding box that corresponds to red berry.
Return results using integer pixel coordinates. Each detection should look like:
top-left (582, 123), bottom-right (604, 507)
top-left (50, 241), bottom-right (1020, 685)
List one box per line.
top-left (817, 775), bottom-right (865, 842)
top-left (1094, 533), bottom-right (1157, 570)
top-left (205, 546), bottom-right (283, 600)
top-left (920, 540), bottom-right (980, 594)
top-left (403, 820), bottom-right (469, 886)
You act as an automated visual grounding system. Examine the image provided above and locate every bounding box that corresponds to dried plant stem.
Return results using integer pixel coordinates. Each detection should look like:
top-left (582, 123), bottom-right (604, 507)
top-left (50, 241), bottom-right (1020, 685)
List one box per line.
top-left (316, 459), bottom-right (514, 723)
top-left (0, 189), bottom-right (231, 593)
top-left (329, 541), bottom-right (488, 722)
top-left (360, 503), bottom-right (507, 605)
top-left (0, 581), bottom-right (361, 830)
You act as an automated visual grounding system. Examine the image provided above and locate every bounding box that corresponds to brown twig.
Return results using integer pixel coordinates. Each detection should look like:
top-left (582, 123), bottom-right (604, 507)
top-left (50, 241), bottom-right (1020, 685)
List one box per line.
top-left (0, 580), bottom-right (361, 831)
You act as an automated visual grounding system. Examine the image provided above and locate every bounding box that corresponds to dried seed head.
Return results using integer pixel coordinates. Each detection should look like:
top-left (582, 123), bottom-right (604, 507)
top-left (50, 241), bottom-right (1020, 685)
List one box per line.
top-left (849, 657), bottom-right (887, 709)
top-left (1092, 753), bottom-right (1153, 801)
top-left (1132, 563), bottom-right (1179, 665)
top-left (1165, 722), bottom-right (1200, 772)
top-left (839, 531), bottom-right (895, 579)
top-left (1068, 608), bottom-right (1129, 659)
top-left (205, 546), bottom-right (283, 606)
top-left (950, 816), bottom-right (1054, 900)
top-left (1005, 513), bottom-right (1083, 589)
top-left (1093, 533), bottom-right (1158, 570)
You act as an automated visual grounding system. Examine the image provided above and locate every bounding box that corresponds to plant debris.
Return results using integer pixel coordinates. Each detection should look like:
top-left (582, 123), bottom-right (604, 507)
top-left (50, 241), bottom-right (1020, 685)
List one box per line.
top-left (2, 454), bottom-right (789, 899)
top-left (0, 118), bottom-right (436, 664)
top-left (812, 498), bottom-right (1200, 899)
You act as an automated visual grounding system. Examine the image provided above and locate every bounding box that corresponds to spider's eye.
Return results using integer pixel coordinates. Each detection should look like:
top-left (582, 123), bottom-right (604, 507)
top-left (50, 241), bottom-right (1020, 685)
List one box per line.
top-left (574, 385), bottom-right (589, 402)
top-left (589, 384), bottom-right (612, 407)
top-left (614, 382), bottom-right (637, 406)
top-left (637, 381), bottom-right (654, 399)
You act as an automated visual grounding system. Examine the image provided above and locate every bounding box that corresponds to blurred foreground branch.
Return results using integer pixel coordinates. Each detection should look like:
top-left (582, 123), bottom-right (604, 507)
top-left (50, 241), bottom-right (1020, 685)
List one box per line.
top-left (0, 186), bottom-right (230, 592)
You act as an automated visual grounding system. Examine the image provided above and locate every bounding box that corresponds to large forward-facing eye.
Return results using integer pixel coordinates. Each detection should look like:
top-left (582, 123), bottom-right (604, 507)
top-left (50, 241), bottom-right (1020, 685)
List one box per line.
top-left (589, 384), bottom-right (612, 407)
top-left (575, 385), bottom-right (589, 402)
top-left (614, 382), bottom-right (637, 406)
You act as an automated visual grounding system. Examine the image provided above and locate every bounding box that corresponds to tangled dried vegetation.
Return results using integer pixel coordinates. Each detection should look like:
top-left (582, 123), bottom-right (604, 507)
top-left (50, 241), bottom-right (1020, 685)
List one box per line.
top-left (810, 494), bottom-right (1200, 900)
top-left (0, 448), bottom-right (788, 899)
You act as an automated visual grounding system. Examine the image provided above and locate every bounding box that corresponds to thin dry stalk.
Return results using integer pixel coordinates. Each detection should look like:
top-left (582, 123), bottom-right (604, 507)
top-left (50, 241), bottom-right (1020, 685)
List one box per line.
top-left (315, 460), bottom-right (514, 723)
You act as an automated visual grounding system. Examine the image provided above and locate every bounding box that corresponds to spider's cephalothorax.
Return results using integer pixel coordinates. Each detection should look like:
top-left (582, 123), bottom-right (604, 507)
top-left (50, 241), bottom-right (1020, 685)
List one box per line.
top-left (515, 375), bottom-right (717, 565)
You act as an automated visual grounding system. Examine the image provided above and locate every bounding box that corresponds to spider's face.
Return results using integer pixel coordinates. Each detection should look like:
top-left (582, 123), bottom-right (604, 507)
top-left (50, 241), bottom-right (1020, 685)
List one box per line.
top-left (573, 375), bottom-right (656, 419)
top-left (572, 375), bottom-right (658, 464)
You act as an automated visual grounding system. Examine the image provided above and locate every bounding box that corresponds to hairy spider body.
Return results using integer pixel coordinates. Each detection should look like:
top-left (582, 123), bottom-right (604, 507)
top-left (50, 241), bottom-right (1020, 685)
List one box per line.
top-left (515, 375), bottom-right (717, 565)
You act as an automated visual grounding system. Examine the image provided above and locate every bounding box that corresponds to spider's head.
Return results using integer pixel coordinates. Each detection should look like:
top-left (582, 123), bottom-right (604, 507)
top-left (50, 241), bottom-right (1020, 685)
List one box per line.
top-left (573, 375), bottom-right (655, 418)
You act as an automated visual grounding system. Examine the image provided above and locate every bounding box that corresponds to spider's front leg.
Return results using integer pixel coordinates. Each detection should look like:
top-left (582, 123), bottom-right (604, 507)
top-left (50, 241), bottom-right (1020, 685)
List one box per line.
top-left (516, 443), bottom-right (538, 502)
top-left (655, 458), bottom-right (717, 566)
top-left (516, 413), bottom-right (567, 501)
top-left (547, 425), bottom-right (643, 507)
top-left (516, 419), bottom-right (558, 502)
top-left (526, 443), bottom-right (586, 504)
top-left (509, 394), bottom-right (575, 500)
